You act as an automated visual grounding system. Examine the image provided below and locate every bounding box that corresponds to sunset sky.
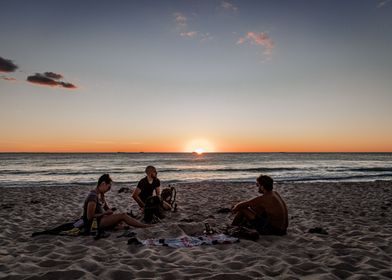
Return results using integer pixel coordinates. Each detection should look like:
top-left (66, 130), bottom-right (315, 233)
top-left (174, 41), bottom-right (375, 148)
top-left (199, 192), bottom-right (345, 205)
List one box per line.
top-left (1, 0), bottom-right (391, 152)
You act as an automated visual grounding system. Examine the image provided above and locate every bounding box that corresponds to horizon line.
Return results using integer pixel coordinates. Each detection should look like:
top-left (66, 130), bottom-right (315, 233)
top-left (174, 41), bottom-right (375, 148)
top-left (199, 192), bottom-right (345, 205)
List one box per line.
top-left (1, 151), bottom-right (392, 154)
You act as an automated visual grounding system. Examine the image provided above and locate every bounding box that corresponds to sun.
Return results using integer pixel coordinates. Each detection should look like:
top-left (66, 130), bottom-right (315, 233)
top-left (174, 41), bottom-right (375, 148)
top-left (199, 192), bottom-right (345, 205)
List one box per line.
top-left (185, 139), bottom-right (215, 154)
top-left (194, 148), bottom-right (205, 155)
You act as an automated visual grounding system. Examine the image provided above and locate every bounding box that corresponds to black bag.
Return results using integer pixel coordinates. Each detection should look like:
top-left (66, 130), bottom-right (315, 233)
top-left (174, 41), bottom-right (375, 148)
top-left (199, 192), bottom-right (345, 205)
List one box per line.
top-left (144, 196), bottom-right (164, 223)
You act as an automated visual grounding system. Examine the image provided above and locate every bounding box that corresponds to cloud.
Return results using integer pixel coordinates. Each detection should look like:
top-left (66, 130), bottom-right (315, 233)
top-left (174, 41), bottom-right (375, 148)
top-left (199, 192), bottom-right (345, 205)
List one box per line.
top-left (180, 31), bottom-right (198, 38)
top-left (180, 31), bottom-right (214, 41)
top-left (27, 72), bottom-right (77, 89)
top-left (221, 1), bottom-right (238, 12)
top-left (59, 82), bottom-right (76, 89)
top-left (0, 56), bottom-right (18, 73)
top-left (237, 32), bottom-right (275, 58)
top-left (377, 0), bottom-right (391, 8)
top-left (174, 12), bottom-right (213, 42)
top-left (44, 72), bottom-right (63, 80)
top-left (201, 33), bottom-right (214, 42)
top-left (1, 56), bottom-right (77, 89)
top-left (173, 12), bottom-right (187, 28)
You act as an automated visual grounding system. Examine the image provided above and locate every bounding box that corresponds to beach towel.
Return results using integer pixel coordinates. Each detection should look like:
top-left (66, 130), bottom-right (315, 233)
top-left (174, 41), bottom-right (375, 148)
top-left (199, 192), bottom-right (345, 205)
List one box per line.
top-left (128, 233), bottom-right (238, 248)
top-left (31, 218), bottom-right (97, 237)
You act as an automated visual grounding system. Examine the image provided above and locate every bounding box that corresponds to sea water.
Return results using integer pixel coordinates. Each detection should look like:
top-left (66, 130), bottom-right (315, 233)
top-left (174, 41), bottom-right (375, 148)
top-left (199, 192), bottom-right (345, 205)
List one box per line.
top-left (0, 153), bottom-right (391, 188)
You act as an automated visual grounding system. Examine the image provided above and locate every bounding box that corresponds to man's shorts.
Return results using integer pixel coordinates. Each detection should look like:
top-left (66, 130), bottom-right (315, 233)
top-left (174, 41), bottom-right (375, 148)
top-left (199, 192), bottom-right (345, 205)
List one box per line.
top-left (250, 213), bottom-right (287, 236)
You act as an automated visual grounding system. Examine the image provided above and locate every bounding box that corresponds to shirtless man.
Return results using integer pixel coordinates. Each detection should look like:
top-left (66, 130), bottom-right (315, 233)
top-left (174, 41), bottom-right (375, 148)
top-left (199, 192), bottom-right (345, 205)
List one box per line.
top-left (231, 175), bottom-right (288, 235)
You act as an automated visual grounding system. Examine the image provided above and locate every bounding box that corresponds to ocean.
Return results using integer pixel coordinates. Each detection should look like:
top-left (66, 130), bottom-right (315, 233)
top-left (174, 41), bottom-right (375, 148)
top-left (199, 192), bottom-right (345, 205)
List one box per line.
top-left (0, 153), bottom-right (392, 188)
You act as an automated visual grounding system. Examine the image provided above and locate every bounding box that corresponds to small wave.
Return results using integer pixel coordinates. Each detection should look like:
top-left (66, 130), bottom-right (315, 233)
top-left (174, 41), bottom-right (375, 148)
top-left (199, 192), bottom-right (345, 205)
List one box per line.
top-left (215, 167), bottom-right (298, 172)
top-left (158, 167), bottom-right (299, 173)
top-left (0, 170), bottom-right (35, 175)
top-left (348, 167), bottom-right (392, 172)
top-left (0, 170), bottom-right (144, 176)
top-left (280, 173), bottom-right (392, 183)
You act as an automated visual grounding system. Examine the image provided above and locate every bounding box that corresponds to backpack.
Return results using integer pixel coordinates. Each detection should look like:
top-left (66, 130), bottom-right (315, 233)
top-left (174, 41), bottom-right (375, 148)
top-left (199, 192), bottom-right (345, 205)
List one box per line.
top-left (161, 186), bottom-right (178, 211)
top-left (144, 196), bottom-right (164, 223)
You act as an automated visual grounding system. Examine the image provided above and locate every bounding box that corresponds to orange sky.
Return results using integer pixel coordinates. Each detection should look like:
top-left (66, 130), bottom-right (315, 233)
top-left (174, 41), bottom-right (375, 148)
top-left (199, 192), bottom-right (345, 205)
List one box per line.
top-left (1, 134), bottom-right (391, 153)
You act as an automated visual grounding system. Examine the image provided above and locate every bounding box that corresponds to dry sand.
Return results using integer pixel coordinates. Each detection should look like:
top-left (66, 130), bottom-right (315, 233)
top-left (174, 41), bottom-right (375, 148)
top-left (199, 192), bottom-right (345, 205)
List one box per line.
top-left (1, 180), bottom-right (392, 279)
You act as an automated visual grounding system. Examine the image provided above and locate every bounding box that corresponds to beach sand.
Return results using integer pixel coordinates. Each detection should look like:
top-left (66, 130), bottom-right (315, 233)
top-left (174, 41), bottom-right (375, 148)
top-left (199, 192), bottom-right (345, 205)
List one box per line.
top-left (1, 180), bottom-right (392, 279)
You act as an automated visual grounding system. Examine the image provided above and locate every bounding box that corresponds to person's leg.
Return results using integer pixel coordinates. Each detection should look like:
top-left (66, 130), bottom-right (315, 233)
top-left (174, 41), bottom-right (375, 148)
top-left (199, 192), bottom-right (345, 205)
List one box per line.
top-left (122, 213), bottom-right (151, 228)
top-left (100, 213), bottom-right (150, 228)
top-left (250, 212), bottom-right (270, 234)
top-left (232, 208), bottom-right (257, 226)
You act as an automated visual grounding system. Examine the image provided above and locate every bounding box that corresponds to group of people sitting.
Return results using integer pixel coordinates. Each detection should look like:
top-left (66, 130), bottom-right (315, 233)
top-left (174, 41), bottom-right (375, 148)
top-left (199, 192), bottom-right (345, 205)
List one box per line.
top-left (83, 165), bottom-right (288, 237)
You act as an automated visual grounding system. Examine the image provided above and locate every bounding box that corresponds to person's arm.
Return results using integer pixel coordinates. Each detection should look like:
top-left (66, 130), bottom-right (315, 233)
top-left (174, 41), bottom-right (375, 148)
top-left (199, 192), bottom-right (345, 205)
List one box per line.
top-left (232, 200), bottom-right (251, 213)
top-left (86, 201), bottom-right (113, 221)
top-left (86, 201), bottom-right (96, 221)
top-left (132, 187), bottom-right (145, 208)
top-left (232, 197), bottom-right (261, 213)
top-left (100, 193), bottom-right (110, 211)
top-left (155, 186), bottom-right (161, 197)
top-left (155, 179), bottom-right (161, 197)
top-left (275, 192), bottom-right (289, 228)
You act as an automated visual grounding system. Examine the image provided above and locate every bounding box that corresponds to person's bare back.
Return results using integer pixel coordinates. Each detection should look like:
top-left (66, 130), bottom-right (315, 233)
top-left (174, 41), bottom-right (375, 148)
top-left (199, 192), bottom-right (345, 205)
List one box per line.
top-left (248, 191), bottom-right (288, 230)
top-left (232, 175), bottom-right (288, 235)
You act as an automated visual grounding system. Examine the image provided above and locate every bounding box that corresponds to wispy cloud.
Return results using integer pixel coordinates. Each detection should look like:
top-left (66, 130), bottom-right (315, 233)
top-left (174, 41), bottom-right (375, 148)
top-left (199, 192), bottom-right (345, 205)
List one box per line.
top-left (173, 12), bottom-right (212, 42)
top-left (377, 0), bottom-right (391, 8)
top-left (237, 32), bottom-right (275, 59)
top-left (221, 1), bottom-right (238, 12)
top-left (173, 12), bottom-right (188, 28)
top-left (200, 32), bottom-right (214, 42)
top-left (181, 31), bottom-right (214, 41)
top-left (180, 31), bottom-right (198, 38)
top-left (27, 72), bottom-right (77, 89)
top-left (0, 56), bottom-right (18, 73)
